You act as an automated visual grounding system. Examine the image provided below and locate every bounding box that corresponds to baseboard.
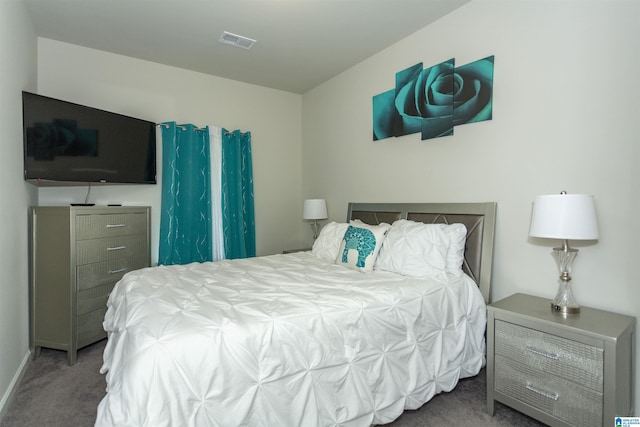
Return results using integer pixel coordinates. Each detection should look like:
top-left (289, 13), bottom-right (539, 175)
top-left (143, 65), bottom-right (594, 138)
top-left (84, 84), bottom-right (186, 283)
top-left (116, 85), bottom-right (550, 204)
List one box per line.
top-left (0, 349), bottom-right (31, 423)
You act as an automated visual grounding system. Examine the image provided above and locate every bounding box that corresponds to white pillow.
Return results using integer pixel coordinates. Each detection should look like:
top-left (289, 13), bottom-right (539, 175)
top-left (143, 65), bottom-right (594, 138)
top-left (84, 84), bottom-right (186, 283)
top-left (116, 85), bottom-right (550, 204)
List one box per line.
top-left (311, 222), bottom-right (349, 261)
top-left (375, 219), bottom-right (450, 279)
top-left (443, 223), bottom-right (467, 275)
top-left (336, 221), bottom-right (390, 272)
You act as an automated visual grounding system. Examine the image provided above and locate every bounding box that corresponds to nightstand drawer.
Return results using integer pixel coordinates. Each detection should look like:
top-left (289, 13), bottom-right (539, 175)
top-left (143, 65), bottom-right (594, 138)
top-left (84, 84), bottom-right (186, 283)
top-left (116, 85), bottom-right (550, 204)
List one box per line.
top-left (495, 354), bottom-right (602, 427)
top-left (495, 320), bottom-right (603, 391)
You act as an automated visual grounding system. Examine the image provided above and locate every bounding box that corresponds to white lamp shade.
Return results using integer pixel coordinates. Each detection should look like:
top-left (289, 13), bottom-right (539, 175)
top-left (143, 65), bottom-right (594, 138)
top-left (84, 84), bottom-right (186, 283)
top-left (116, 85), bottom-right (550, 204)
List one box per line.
top-left (303, 199), bottom-right (327, 220)
top-left (529, 193), bottom-right (599, 240)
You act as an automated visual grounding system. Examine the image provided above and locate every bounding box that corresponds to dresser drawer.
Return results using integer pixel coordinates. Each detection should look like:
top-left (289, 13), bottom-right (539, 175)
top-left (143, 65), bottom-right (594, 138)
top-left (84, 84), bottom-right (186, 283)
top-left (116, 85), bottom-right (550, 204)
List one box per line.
top-left (77, 308), bottom-right (107, 348)
top-left (77, 281), bottom-right (116, 315)
top-left (75, 212), bottom-right (147, 240)
top-left (76, 255), bottom-right (148, 291)
top-left (76, 234), bottom-right (148, 265)
top-left (495, 320), bottom-right (603, 391)
top-left (495, 354), bottom-right (602, 426)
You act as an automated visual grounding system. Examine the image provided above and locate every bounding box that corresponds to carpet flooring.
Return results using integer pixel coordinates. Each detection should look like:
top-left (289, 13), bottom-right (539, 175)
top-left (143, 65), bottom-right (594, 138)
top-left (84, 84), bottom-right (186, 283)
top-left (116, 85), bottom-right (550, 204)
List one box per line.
top-left (0, 340), bottom-right (546, 426)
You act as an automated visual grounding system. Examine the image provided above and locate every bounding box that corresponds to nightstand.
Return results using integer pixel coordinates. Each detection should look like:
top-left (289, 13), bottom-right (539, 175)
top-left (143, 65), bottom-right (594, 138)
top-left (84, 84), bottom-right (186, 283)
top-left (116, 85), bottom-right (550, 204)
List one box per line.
top-left (282, 248), bottom-right (311, 254)
top-left (487, 293), bottom-right (635, 427)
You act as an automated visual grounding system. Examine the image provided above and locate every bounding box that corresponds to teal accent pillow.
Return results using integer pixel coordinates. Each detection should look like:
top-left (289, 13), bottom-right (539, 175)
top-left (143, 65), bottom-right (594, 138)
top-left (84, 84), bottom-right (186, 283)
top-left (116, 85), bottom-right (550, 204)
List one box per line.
top-left (336, 221), bottom-right (390, 272)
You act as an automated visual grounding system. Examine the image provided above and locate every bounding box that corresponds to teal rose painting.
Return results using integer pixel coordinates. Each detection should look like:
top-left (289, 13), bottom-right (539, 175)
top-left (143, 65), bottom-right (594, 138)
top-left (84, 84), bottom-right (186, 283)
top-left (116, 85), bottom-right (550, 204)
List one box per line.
top-left (373, 55), bottom-right (494, 141)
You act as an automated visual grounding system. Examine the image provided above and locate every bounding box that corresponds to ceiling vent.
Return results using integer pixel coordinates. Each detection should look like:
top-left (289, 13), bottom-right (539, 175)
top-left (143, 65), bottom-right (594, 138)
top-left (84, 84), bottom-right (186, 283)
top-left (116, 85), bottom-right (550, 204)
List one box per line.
top-left (219, 31), bottom-right (256, 49)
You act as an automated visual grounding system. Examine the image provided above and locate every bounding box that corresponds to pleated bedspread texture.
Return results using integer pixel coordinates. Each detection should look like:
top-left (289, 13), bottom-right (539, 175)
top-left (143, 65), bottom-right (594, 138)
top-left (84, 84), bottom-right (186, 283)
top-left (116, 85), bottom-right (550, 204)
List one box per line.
top-left (95, 252), bottom-right (487, 427)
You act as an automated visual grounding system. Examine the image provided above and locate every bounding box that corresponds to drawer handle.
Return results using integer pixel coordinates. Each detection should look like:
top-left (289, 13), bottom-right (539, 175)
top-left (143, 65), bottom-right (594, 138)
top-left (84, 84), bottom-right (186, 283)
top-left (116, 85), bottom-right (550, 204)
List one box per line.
top-left (108, 267), bottom-right (127, 274)
top-left (525, 382), bottom-right (559, 401)
top-left (526, 346), bottom-right (559, 360)
top-left (107, 246), bottom-right (126, 251)
top-left (106, 223), bottom-right (126, 228)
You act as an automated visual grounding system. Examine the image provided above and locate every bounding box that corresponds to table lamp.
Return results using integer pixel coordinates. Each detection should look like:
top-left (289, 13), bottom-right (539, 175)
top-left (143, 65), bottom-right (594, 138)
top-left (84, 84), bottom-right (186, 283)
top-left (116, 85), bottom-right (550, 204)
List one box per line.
top-left (529, 192), bottom-right (599, 314)
top-left (303, 199), bottom-right (327, 240)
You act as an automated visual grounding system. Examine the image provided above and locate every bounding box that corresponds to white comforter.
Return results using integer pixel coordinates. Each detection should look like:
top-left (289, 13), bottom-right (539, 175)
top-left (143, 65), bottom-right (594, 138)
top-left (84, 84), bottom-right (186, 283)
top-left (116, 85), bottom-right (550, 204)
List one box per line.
top-left (95, 252), bottom-right (486, 427)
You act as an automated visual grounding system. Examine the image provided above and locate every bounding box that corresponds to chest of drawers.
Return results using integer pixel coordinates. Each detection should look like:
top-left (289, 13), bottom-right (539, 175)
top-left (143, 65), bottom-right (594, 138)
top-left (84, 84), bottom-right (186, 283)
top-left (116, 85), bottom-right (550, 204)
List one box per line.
top-left (487, 293), bottom-right (635, 427)
top-left (30, 206), bottom-right (150, 365)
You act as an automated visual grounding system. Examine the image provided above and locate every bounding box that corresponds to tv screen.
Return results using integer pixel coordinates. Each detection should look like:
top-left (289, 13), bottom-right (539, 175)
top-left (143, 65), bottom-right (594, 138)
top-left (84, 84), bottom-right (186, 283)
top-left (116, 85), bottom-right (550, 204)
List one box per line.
top-left (22, 91), bottom-right (156, 186)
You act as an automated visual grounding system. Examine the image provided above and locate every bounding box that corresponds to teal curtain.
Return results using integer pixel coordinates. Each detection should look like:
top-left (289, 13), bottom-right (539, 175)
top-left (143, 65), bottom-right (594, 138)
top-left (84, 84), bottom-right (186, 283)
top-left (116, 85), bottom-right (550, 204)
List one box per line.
top-left (221, 129), bottom-right (256, 259)
top-left (159, 122), bottom-right (212, 265)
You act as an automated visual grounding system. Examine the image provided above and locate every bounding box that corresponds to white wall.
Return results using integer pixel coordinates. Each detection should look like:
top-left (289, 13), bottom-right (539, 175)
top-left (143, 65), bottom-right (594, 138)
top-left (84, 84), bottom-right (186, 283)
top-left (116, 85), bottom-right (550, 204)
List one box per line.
top-left (302, 0), bottom-right (640, 414)
top-left (36, 39), bottom-right (304, 261)
top-left (0, 0), bottom-right (38, 418)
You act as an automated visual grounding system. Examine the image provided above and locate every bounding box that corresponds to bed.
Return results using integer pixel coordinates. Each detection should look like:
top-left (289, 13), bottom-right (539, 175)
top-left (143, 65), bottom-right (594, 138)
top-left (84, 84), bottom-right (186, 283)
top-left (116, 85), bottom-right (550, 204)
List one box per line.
top-left (95, 202), bottom-right (497, 427)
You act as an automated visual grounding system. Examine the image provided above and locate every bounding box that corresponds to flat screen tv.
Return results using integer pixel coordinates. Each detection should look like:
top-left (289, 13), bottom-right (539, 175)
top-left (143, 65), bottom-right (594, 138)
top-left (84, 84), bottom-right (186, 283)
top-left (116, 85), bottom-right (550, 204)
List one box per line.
top-left (22, 91), bottom-right (156, 186)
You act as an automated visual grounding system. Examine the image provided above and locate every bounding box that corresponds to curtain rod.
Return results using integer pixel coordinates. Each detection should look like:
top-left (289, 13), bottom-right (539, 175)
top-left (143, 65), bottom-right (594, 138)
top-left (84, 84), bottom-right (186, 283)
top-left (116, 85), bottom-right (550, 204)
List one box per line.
top-left (224, 130), bottom-right (249, 136)
top-left (156, 123), bottom-right (206, 131)
top-left (156, 123), bottom-right (248, 136)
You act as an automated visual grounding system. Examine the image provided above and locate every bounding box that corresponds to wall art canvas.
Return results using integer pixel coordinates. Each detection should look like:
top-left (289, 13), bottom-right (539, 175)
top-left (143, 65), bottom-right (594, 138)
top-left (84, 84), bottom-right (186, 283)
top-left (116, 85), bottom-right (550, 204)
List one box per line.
top-left (373, 55), bottom-right (494, 141)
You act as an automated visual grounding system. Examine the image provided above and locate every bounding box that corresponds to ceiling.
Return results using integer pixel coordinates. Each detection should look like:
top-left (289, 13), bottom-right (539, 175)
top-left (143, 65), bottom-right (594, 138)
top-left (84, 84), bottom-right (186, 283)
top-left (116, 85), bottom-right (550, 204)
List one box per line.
top-left (22, 0), bottom-right (470, 94)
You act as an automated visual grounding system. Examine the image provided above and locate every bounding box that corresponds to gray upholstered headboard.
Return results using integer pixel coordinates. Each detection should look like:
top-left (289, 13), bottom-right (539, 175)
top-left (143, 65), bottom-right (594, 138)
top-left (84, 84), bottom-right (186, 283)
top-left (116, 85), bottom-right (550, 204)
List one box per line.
top-left (347, 202), bottom-right (497, 303)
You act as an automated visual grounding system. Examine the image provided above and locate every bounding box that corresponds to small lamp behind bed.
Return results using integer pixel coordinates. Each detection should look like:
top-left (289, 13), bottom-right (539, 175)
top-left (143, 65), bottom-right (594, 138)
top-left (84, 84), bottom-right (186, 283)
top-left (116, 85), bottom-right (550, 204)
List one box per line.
top-left (303, 199), bottom-right (328, 240)
top-left (529, 191), bottom-right (599, 315)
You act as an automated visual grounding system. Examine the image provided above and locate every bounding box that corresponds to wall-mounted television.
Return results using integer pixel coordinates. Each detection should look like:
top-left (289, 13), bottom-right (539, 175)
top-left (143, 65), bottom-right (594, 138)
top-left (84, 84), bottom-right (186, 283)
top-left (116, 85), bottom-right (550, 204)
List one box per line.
top-left (22, 91), bottom-right (156, 186)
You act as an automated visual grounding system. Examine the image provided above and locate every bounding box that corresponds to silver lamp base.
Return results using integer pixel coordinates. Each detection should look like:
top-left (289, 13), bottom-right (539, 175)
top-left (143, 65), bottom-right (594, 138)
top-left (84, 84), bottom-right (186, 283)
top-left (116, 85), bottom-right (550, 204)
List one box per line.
top-left (550, 243), bottom-right (580, 315)
top-left (551, 301), bottom-right (580, 315)
top-left (310, 220), bottom-right (320, 240)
